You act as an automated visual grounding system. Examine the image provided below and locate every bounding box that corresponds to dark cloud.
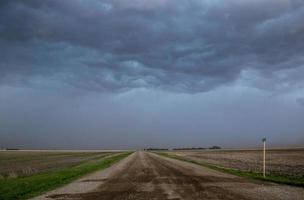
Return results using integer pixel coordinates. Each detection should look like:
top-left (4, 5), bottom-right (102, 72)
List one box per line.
top-left (1, 1), bottom-right (304, 149)
top-left (1, 0), bottom-right (304, 93)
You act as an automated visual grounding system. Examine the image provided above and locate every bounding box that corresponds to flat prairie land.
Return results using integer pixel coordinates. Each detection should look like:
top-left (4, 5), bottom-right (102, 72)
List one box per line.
top-left (0, 150), bottom-right (131, 200)
top-left (0, 151), bottom-right (113, 178)
top-left (165, 148), bottom-right (304, 177)
top-left (34, 151), bottom-right (304, 200)
top-left (1, 151), bottom-right (304, 200)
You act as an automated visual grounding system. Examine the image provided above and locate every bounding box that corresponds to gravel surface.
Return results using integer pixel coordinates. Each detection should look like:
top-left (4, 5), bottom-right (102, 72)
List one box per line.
top-left (33, 151), bottom-right (304, 200)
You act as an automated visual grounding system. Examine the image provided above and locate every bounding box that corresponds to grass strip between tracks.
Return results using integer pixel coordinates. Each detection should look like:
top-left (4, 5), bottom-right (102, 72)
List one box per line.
top-left (154, 152), bottom-right (304, 187)
top-left (0, 152), bottom-right (133, 200)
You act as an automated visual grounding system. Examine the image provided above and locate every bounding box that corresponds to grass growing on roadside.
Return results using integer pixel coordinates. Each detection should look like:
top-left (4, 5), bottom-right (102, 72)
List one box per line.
top-left (155, 152), bottom-right (304, 187)
top-left (0, 152), bottom-right (132, 200)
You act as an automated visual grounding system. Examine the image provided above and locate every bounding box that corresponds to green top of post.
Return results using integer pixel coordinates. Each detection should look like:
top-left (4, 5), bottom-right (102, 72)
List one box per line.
top-left (262, 138), bottom-right (266, 142)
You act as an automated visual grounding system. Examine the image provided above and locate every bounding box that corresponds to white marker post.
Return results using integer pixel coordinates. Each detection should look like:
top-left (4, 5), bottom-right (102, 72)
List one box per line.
top-left (262, 137), bottom-right (266, 178)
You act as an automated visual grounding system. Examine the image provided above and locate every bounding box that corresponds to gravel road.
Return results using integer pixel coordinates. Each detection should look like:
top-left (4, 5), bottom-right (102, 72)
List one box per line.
top-left (34, 151), bottom-right (304, 200)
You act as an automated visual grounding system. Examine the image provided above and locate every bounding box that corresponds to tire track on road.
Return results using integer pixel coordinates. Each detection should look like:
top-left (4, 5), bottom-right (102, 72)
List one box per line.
top-left (47, 151), bottom-right (304, 200)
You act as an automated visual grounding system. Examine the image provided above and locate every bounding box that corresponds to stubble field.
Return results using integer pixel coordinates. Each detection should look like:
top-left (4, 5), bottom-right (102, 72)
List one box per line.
top-left (165, 148), bottom-right (304, 177)
top-left (0, 150), bottom-right (113, 178)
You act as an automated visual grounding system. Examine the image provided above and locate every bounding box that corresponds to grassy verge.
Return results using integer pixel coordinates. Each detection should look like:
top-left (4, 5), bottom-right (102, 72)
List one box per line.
top-left (0, 152), bottom-right (132, 200)
top-left (154, 152), bottom-right (304, 187)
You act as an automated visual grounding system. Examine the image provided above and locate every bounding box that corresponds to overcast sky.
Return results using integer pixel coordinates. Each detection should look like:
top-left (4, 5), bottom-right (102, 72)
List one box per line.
top-left (1, 0), bottom-right (304, 149)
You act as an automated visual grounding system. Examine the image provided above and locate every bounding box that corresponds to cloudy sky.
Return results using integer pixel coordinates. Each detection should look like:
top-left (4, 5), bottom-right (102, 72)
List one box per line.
top-left (0, 0), bottom-right (304, 149)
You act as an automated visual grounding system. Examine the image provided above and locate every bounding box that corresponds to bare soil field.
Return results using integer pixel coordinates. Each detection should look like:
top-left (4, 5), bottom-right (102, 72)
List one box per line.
top-left (165, 148), bottom-right (304, 177)
top-left (36, 151), bottom-right (304, 200)
top-left (0, 151), bottom-right (112, 178)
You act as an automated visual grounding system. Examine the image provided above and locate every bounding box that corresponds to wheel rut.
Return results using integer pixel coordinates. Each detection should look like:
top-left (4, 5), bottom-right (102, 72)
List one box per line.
top-left (46, 151), bottom-right (304, 200)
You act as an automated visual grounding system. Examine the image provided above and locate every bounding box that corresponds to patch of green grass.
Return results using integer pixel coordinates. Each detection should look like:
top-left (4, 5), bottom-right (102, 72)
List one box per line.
top-left (0, 152), bottom-right (132, 200)
top-left (155, 152), bottom-right (304, 187)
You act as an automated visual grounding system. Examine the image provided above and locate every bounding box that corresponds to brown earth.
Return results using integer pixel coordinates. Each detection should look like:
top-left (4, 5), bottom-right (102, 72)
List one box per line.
top-left (0, 151), bottom-right (112, 178)
top-left (166, 149), bottom-right (304, 177)
top-left (39, 151), bottom-right (304, 200)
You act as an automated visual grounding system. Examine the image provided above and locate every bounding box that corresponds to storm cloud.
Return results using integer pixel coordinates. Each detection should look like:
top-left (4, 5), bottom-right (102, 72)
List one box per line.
top-left (0, 0), bottom-right (304, 149)
top-left (1, 0), bottom-right (304, 92)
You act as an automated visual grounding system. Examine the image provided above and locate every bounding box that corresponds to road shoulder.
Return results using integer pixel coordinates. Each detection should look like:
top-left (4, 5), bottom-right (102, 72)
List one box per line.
top-left (32, 152), bottom-right (135, 200)
top-left (151, 152), bottom-right (304, 200)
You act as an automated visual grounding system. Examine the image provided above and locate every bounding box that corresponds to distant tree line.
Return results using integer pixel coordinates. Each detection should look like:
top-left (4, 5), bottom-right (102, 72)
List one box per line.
top-left (144, 146), bottom-right (221, 151)
top-left (145, 148), bottom-right (169, 151)
top-left (173, 147), bottom-right (206, 150)
top-left (173, 146), bottom-right (221, 150)
top-left (4, 148), bottom-right (20, 150)
top-left (209, 146), bottom-right (221, 149)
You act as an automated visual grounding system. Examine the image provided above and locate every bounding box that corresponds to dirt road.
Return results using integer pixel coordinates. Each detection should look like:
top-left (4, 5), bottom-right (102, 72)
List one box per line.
top-left (37, 151), bottom-right (304, 200)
